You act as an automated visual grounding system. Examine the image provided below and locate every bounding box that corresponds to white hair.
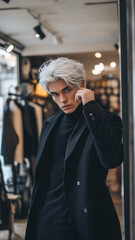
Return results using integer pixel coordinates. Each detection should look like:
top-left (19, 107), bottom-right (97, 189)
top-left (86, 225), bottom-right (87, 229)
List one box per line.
top-left (39, 57), bottom-right (86, 92)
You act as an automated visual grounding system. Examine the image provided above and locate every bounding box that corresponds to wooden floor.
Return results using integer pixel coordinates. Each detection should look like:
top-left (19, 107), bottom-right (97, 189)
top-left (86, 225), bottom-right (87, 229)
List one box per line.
top-left (111, 191), bottom-right (125, 240)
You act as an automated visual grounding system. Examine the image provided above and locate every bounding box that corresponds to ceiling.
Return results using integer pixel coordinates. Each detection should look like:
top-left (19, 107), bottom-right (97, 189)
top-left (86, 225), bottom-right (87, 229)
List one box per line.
top-left (0, 0), bottom-right (119, 56)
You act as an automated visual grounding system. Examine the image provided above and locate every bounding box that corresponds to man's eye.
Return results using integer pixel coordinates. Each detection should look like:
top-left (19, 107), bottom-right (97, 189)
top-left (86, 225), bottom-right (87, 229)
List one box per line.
top-left (51, 93), bottom-right (58, 97)
top-left (65, 87), bottom-right (71, 93)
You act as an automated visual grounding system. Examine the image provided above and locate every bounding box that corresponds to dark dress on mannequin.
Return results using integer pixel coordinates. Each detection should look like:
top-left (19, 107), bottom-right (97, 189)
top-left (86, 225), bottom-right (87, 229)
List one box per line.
top-left (35, 104), bottom-right (83, 240)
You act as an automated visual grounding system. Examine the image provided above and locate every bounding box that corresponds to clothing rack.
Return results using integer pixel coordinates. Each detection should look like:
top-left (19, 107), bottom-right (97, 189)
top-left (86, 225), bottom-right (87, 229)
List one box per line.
top-left (8, 93), bottom-right (22, 97)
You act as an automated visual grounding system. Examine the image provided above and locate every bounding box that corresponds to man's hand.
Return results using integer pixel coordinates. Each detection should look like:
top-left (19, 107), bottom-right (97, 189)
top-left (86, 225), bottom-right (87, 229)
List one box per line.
top-left (75, 88), bottom-right (95, 105)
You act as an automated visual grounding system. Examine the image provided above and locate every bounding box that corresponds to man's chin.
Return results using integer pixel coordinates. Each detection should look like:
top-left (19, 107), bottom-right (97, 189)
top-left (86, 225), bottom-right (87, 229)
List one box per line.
top-left (61, 108), bottom-right (73, 114)
top-left (62, 105), bottom-right (78, 114)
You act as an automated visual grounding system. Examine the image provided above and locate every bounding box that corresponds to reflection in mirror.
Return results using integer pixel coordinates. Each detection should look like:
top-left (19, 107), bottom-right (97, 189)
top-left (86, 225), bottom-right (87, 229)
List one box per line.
top-left (0, 1), bottom-right (124, 240)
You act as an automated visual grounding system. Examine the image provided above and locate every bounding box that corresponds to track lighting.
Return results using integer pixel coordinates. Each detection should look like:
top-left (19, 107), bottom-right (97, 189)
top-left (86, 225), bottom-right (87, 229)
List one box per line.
top-left (0, 31), bottom-right (25, 51)
top-left (7, 44), bottom-right (14, 53)
top-left (0, 43), bottom-right (14, 53)
top-left (0, 8), bottom-right (61, 45)
top-left (2, 0), bottom-right (10, 3)
top-left (33, 25), bottom-right (46, 40)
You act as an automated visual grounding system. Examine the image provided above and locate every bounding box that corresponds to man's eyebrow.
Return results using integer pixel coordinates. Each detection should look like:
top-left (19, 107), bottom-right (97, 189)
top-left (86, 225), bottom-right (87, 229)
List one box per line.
top-left (62, 86), bottom-right (70, 92)
top-left (49, 91), bottom-right (58, 95)
top-left (50, 86), bottom-right (70, 95)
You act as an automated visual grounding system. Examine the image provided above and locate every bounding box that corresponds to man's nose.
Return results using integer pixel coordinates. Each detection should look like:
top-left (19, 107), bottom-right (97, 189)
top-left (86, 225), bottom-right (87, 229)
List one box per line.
top-left (60, 93), bottom-right (67, 102)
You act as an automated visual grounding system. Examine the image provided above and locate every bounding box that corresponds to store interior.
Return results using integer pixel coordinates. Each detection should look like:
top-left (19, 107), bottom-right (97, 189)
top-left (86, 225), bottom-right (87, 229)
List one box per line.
top-left (0, 1), bottom-right (124, 240)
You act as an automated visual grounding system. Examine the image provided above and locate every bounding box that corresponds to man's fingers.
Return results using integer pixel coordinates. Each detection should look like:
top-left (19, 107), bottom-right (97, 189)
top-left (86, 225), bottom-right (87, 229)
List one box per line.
top-left (75, 88), bottom-right (95, 105)
top-left (75, 93), bottom-right (82, 102)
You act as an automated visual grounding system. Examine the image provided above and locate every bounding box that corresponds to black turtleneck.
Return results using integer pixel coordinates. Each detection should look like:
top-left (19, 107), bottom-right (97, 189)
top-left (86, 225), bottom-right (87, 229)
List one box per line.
top-left (35, 104), bottom-right (82, 240)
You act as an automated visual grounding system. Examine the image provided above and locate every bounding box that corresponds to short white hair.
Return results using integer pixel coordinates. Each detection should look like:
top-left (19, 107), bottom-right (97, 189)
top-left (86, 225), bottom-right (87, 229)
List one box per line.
top-left (39, 57), bottom-right (86, 92)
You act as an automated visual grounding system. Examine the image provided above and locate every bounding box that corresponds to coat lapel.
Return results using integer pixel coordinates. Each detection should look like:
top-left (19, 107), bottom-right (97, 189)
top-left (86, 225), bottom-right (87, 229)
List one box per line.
top-left (36, 112), bottom-right (63, 168)
top-left (65, 115), bottom-right (87, 162)
top-left (36, 111), bottom-right (88, 168)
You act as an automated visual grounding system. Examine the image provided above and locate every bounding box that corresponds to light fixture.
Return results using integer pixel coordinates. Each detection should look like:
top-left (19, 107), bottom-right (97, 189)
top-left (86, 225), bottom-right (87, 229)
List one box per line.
top-left (110, 62), bottom-right (116, 68)
top-left (27, 9), bottom-right (61, 43)
top-left (95, 52), bottom-right (102, 58)
top-left (99, 63), bottom-right (104, 71)
top-left (92, 69), bottom-right (100, 75)
top-left (95, 63), bottom-right (104, 72)
top-left (0, 31), bottom-right (25, 51)
top-left (33, 25), bottom-right (46, 40)
top-left (7, 44), bottom-right (14, 53)
top-left (52, 35), bottom-right (59, 45)
top-left (92, 63), bottom-right (104, 75)
top-left (0, 8), bottom-right (61, 45)
top-left (35, 33), bottom-right (40, 38)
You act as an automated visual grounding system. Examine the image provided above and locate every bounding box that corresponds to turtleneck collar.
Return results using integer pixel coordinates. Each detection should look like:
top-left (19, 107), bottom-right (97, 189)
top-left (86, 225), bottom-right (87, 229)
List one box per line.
top-left (63, 103), bottom-right (83, 122)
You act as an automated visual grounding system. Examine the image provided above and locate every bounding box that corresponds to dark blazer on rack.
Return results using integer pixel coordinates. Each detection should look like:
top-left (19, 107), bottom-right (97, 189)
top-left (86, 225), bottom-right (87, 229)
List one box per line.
top-left (1, 99), bottom-right (20, 164)
top-left (25, 101), bottom-right (123, 240)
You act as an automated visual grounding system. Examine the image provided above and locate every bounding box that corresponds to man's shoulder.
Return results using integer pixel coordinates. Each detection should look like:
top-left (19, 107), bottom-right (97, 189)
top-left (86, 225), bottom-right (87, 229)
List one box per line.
top-left (46, 110), bottom-right (62, 123)
top-left (103, 109), bottom-right (122, 124)
top-left (39, 111), bottom-right (62, 139)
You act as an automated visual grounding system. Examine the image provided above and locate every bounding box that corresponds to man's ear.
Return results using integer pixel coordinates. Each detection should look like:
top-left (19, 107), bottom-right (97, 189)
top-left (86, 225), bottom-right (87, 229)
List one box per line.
top-left (80, 80), bottom-right (85, 88)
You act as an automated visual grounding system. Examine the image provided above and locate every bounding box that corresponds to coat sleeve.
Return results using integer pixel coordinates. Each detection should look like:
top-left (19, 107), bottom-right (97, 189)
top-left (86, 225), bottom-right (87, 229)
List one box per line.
top-left (82, 101), bottom-right (123, 169)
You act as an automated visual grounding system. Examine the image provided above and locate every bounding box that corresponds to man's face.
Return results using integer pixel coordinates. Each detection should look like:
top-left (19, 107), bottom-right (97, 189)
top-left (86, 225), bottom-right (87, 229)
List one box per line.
top-left (48, 79), bottom-right (81, 114)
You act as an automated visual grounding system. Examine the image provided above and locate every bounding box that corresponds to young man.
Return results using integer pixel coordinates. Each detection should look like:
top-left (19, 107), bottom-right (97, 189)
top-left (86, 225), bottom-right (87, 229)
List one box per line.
top-left (25, 57), bottom-right (123, 240)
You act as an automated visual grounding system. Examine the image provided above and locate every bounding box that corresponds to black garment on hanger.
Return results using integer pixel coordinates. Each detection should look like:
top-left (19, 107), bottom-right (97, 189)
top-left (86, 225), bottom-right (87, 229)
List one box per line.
top-left (1, 99), bottom-right (18, 164)
top-left (14, 100), bottom-right (38, 158)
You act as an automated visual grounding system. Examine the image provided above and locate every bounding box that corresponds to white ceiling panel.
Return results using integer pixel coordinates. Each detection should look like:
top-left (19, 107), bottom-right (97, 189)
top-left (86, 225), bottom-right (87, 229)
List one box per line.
top-left (0, 0), bottom-right (119, 56)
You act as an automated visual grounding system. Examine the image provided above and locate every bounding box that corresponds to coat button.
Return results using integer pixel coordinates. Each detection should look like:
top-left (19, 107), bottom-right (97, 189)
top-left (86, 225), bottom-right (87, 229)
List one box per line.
top-left (83, 208), bottom-right (88, 213)
top-left (89, 113), bottom-right (95, 120)
top-left (77, 181), bottom-right (80, 186)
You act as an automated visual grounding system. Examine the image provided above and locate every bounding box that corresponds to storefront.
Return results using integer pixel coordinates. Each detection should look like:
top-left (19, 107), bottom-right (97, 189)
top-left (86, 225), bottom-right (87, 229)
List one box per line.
top-left (0, 0), bottom-right (133, 239)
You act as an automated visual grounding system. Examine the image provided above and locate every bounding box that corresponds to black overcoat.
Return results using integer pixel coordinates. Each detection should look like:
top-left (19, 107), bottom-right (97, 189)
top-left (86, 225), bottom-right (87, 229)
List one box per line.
top-left (25, 101), bottom-right (123, 240)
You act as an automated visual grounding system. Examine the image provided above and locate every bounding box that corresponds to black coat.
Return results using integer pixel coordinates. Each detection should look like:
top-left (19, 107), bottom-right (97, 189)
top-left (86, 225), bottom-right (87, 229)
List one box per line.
top-left (25, 101), bottom-right (123, 240)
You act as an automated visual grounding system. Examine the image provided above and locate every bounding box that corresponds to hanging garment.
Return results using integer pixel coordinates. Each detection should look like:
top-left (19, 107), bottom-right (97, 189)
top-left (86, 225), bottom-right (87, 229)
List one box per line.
top-left (1, 99), bottom-right (18, 164)
top-left (28, 102), bottom-right (43, 140)
top-left (14, 100), bottom-right (38, 158)
top-left (9, 100), bottom-right (24, 163)
top-left (25, 103), bottom-right (38, 157)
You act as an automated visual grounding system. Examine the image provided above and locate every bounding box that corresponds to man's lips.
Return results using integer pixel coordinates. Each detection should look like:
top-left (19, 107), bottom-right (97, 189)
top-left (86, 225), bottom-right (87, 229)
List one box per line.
top-left (62, 104), bottom-right (72, 109)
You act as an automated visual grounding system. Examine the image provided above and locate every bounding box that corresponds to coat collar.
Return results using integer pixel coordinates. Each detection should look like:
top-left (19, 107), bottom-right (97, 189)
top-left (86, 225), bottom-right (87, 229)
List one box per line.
top-left (36, 110), bottom-right (87, 168)
top-left (65, 114), bottom-right (87, 161)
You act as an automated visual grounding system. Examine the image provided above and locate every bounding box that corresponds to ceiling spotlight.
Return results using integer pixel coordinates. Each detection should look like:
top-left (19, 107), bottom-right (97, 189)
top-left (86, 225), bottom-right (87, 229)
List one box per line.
top-left (92, 69), bottom-right (100, 75)
top-left (7, 44), bottom-right (14, 53)
top-left (0, 31), bottom-right (25, 51)
top-left (33, 25), bottom-right (46, 40)
top-left (110, 62), bottom-right (116, 68)
top-left (35, 33), bottom-right (40, 38)
top-left (98, 63), bottom-right (104, 71)
top-left (95, 52), bottom-right (102, 58)
top-left (94, 63), bottom-right (104, 72)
